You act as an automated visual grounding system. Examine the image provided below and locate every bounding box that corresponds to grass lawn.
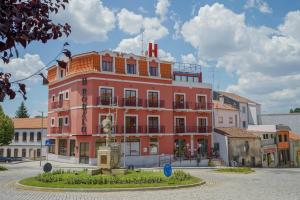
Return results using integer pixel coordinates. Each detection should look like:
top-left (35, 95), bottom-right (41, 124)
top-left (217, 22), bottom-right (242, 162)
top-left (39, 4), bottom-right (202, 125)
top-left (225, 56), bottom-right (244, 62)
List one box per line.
top-left (0, 166), bottom-right (8, 171)
top-left (215, 167), bottom-right (254, 174)
top-left (19, 170), bottom-right (202, 189)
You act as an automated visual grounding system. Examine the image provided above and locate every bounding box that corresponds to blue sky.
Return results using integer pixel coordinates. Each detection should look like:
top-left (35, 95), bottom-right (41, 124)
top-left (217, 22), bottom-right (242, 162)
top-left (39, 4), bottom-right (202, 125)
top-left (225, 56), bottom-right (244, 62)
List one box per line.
top-left (1, 0), bottom-right (300, 116)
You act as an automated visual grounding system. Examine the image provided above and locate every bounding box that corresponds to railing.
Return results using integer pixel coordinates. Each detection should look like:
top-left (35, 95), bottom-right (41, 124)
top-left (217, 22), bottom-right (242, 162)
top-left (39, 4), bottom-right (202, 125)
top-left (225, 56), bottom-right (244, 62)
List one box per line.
top-left (50, 100), bottom-right (70, 110)
top-left (174, 126), bottom-right (186, 133)
top-left (96, 125), bottom-right (119, 134)
top-left (122, 126), bottom-right (143, 133)
top-left (97, 96), bottom-right (118, 106)
top-left (147, 126), bottom-right (165, 133)
top-left (50, 126), bottom-right (70, 134)
top-left (174, 126), bottom-right (212, 133)
top-left (173, 101), bottom-right (189, 109)
top-left (195, 102), bottom-right (213, 110)
top-left (120, 98), bottom-right (143, 107)
top-left (145, 100), bottom-right (165, 108)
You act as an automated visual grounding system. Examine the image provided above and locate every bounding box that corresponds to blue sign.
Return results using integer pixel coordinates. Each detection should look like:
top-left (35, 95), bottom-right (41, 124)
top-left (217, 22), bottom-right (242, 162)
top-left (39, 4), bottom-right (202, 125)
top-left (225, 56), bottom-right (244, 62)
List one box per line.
top-left (45, 140), bottom-right (53, 146)
top-left (163, 164), bottom-right (172, 177)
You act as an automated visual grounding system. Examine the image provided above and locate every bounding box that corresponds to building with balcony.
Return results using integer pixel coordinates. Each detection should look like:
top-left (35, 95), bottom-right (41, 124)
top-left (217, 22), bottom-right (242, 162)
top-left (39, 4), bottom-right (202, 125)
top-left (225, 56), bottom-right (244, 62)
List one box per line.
top-left (0, 118), bottom-right (47, 160)
top-left (47, 45), bottom-right (213, 166)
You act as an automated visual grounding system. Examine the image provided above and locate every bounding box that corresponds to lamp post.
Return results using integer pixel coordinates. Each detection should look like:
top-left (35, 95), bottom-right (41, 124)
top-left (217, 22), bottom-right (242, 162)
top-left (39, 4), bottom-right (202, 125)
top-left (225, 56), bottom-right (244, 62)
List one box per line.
top-left (38, 111), bottom-right (44, 167)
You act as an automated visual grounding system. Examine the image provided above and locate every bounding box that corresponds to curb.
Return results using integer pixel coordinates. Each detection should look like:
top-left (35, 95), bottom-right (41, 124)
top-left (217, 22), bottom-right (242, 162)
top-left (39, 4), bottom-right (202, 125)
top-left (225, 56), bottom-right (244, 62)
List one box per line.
top-left (15, 180), bottom-right (205, 193)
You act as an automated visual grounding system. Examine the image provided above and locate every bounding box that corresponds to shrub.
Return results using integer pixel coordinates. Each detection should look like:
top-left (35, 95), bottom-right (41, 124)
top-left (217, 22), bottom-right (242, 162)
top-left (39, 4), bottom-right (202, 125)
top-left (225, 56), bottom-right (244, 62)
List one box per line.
top-left (171, 170), bottom-right (192, 181)
top-left (0, 166), bottom-right (7, 171)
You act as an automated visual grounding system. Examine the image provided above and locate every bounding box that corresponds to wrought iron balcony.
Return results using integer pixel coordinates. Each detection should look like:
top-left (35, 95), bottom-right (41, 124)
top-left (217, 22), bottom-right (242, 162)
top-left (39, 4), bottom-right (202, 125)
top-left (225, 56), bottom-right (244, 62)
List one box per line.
top-left (121, 98), bottom-right (143, 107)
top-left (174, 126), bottom-right (186, 133)
top-left (122, 126), bottom-right (143, 133)
top-left (147, 126), bottom-right (165, 133)
top-left (145, 100), bottom-right (165, 108)
top-left (173, 101), bottom-right (189, 109)
top-left (195, 102), bottom-right (213, 110)
top-left (97, 96), bottom-right (117, 106)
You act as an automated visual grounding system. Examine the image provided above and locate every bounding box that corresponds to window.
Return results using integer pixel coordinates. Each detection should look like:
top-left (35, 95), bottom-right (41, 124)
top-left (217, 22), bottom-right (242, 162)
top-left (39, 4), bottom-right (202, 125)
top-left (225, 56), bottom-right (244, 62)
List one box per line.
top-left (148, 116), bottom-right (159, 133)
top-left (65, 91), bottom-right (69, 100)
top-left (214, 143), bottom-right (220, 152)
top-left (14, 149), bottom-right (18, 157)
top-left (125, 90), bottom-right (137, 106)
top-left (70, 140), bottom-right (76, 156)
top-left (198, 118), bottom-right (207, 132)
top-left (125, 116), bottom-right (137, 133)
top-left (59, 93), bottom-right (64, 102)
top-left (174, 94), bottom-right (185, 109)
top-left (271, 134), bottom-right (274, 139)
top-left (58, 139), bottom-right (67, 156)
top-left (52, 95), bottom-right (55, 102)
top-left (37, 149), bottom-right (41, 157)
top-left (148, 91), bottom-right (159, 107)
top-left (6, 149), bottom-right (11, 157)
top-left (100, 88), bottom-right (113, 105)
top-left (37, 132), bottom-right (41, 141)
top-left (51, 118), bottom-right (55, 127)
top-left (175, 117), bottom-right (185, 133)
top-left (102, 60), bottom-right (113, 72)
top-left (197, 95), bottom-right (206, 109)
top-left (0, 149), bottom-right (3, 157)
top-left (229, 117), bottom-right (233, 124)
top-left (22, 132), bottom-right (27, 142)
top-left (243, 121), bottom-right (246, 128)
top-left (22, 149), bottom-right (26, 157)
top-left (122, 139), bottom-right (140, 156)
top-left (218, 116), bottom-right (223, 124)
top-left (279, 135), bottom-right (282, 142)
top-left (149, 65), bottom-right (158, 76)
top-left (149, 138), bottom-right (158, 155)
top-left (242, 106), bottom-right (246, 113)
top-left (64, 117), bottom-right (69, 126)
top-left (48, 139), bottom-right (55, 154)
top-left (127, 64), bottom-right (136, 74)
top-left (30, 132), bottom-right (34, 142)
top-left (284, 134), bottom-right (288, 142)
top-left (60, 69), bottom-right (65, 78)
top-left (14, 132), bottom-right (19, 142)
top-left (58, 118), bottom-right (63, 128)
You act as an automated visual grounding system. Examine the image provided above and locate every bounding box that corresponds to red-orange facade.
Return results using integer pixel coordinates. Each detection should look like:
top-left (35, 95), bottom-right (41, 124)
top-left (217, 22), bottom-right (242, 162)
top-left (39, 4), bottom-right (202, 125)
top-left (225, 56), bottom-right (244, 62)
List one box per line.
top-left (47, 51), bottom-right (213, 165)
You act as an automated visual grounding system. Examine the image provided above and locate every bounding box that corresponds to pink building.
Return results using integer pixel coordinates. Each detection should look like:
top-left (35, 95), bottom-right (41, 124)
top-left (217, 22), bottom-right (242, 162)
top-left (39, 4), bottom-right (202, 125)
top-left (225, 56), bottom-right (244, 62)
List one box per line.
top-left (47, 45), bottom-right (213, 166)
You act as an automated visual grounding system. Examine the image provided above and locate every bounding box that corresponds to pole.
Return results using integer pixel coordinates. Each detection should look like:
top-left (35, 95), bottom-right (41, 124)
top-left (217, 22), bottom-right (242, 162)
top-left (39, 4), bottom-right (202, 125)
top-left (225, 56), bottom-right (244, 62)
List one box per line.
top-left (40, 112), bottom-right (44, 167)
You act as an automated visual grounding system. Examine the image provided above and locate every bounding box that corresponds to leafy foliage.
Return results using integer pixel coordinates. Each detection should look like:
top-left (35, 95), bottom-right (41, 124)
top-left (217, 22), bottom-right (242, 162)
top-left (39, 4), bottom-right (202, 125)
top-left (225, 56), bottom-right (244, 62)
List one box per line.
top-left (15, 101), bottom-right (30, 118)
top-left (0, 0), bottom-right (71, 63)
top-left (0, 105), bottom-right (14, 146)
top-left (290, 108), bottom-right (300, 113)
top-left (0, 165), bottom-right (8, 171)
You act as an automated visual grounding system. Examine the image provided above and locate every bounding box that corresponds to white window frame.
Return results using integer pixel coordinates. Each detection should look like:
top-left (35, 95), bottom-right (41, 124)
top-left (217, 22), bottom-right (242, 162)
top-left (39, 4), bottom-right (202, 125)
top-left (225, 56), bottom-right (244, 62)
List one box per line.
top-left (147, 115), bottom-right (160, 133)
top-left (64, 116), bottom-right (69, 126)
top-left (149, 138), bottom-right (159, 155)
top-left (229, 116), bottom-right (233, 124)
top-left (64, 90), bottom-right (70, 100)
top-left (196, 94), bottom-right (207, 109)
top-left (100, 52), bottom-right (115, 73)
top-left (174, 92), bottom-right (186, 109)
top-left (51, 117), bottom-right (55, 127)
top-left (51, 95), bottom-right (55, 102)
top-left (174, 116), bottom-right (186, 133)
top-left (58, 91), bottom-right (64, 101)
top-left (58, 117), bottom-right (64, 127)
top-left (125, 56), bottom-right (139, 75)
top-left (197, 117), bottom-right (208, 128)
top-left (147, 59), bottom-right (161, 77)
top-left (124, 114), bottom-right (138, 133)
top-left (124, 88), bottom-right (138, 106)
top-left (99, 86), bottom-right (115, 104)
top-left (147, 90), bottom-right (160, 108)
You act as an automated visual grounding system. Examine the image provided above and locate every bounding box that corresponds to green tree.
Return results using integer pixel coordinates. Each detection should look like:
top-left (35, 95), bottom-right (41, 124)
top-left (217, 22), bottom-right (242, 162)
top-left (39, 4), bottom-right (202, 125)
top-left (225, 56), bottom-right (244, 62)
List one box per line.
top-left (290, 108), bottom-right (300, 113)
top-left (15, 101), bottom-right (30, 118)
top-left (0, 105), bottom-right (14, 146)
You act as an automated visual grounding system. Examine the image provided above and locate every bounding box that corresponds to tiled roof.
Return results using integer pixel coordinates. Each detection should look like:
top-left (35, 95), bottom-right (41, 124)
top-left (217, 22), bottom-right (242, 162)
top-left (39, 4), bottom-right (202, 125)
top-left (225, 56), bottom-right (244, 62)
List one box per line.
top-left (289, 131), bottom-right (300, 141)
top-left (213, 100), bottom-right (238, 111)
top-left (12, 118), bottom-right (48, 129)
top-left (214, 127), bottom-right (260, 139)
top-left (218, 91), bottom-right (258, 104)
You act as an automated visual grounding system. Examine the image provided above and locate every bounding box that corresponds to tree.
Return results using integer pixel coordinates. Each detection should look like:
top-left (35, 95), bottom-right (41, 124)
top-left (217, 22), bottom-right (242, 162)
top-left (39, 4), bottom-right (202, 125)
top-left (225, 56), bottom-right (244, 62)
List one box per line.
top-left (290, 108), bottom-right (300, 113)
top-left (0, 105), bottom-right (14, 146)
top-left (15, 101), bottom-right (30, 118)
top-left (0, 0), bottom-right (72, 102)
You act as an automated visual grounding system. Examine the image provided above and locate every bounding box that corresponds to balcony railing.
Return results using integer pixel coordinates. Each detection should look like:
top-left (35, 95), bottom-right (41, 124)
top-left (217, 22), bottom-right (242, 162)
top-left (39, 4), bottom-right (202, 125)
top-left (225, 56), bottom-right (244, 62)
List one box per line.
top-left (121, 98), bottom-right (143, 107)
top-left (50, 100), bottom-right (70, 110)
top-left (122, 126), bottom-right (143, 133)
top-left (50, 126), bottom-right (71, 134)
top-left (175, 126), bottom-right (212, 133)
top-left (174, 126), bottom-right (186, 133)
top-left (147, 126), bottom-right (165, 133)
top-left (173, 101), bottom-right (189, 109)
top-left (97, 96), bottom-right (117, 106)
top-left (195, 102), bottom-right (213, 110)
top-left (97, 125), bottom-right (119, 134)
top-left (145, 100), bottom-right (165, 108)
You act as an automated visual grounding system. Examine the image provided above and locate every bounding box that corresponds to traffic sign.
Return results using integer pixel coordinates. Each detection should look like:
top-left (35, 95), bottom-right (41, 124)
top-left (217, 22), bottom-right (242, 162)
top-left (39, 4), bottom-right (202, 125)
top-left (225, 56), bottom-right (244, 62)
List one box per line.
top-left (163, 163), bottom-right (172, 177)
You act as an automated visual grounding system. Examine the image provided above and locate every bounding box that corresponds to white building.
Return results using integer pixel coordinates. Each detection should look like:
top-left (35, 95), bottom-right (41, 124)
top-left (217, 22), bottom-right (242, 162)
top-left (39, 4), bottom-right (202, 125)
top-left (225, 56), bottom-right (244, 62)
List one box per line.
top-left (214, 91), bottom-right (261, 128)
top-left (0, 118), bottom-right (48, 159)
top-left (260, 113), bottom-right (300, 135)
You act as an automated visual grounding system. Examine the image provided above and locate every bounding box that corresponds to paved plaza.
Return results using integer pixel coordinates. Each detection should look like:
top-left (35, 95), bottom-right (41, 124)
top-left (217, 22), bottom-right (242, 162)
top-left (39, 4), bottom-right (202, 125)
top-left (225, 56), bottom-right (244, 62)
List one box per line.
top-left (0, 161), bottom-right (300, 200)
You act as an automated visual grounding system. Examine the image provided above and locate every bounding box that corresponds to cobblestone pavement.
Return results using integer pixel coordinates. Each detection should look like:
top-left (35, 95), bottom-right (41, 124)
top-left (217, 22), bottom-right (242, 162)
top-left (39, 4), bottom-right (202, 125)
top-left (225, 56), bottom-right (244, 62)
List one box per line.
top-left (1, 161), bottom-right (300, 200)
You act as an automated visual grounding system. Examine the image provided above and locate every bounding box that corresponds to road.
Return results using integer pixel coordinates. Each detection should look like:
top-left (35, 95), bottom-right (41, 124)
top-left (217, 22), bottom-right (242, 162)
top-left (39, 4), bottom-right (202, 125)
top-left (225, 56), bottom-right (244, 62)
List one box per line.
top-left (0, 161), bottom-right (300, 200)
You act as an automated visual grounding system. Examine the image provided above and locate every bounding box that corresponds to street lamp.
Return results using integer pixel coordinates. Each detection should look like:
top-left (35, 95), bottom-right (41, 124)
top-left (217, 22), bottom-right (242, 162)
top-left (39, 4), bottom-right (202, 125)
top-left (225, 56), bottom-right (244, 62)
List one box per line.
top-left (38, 111), bottom-right (45, 167)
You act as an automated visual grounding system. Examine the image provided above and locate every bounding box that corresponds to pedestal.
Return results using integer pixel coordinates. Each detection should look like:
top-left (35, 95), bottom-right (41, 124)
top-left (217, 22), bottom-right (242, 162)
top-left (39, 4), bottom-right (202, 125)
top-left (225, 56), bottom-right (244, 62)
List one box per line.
top-left (97, 143), bottom-right (121, 170)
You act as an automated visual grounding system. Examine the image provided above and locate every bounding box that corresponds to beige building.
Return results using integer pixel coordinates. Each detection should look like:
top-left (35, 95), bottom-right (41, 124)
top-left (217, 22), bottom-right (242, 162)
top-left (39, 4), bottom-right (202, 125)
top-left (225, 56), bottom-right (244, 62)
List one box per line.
top-left (214, 128), bottom-right (262, 167)
top-left (213, 97), bottom-right (239, 128)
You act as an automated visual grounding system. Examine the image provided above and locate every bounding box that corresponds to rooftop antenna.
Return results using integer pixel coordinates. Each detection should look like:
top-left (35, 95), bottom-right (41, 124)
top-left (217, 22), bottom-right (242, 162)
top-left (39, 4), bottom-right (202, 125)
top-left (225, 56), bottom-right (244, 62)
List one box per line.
top-left (140, 28), bottom-right (145, 56)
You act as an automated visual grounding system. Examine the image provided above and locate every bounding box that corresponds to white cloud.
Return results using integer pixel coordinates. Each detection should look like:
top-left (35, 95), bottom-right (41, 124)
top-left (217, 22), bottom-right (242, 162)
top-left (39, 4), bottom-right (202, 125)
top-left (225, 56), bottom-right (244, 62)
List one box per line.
top-left (0, 54), bottom-right (45, 82)
top-left (54, 0), bottom-right (115, 43)
top-left (155, 0), bottom-right (170, 21)
top-left (117, 9), bottom-right (144, 35)
top-left (244, 0), bottom-right (272, 14)
top-left (181, 3), bottom-right (300, 113)
top-left (181, 53), bottom-right (197, 63)
top-left (138, 6), bottom-right (148, 14)
top-left (158, 49), bottom-right (176, 62)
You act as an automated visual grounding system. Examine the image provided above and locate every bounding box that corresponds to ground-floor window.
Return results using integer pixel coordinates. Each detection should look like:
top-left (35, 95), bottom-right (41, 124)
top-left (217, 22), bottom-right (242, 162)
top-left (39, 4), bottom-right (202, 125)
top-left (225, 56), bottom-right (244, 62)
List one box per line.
top-left (14, 149), bottom-right (18, 157)
top-left (37, 149), bottom-right (41, 157)
top-left (121, 139), bottom-right (140, 156)
top-left (174, 139), bottom-right (187, 158)
top-left (48, 139), bottom-right (56, 154)
top-left (22, 149), bottom-right (26, 157)
top-left (58, 139), bottom-right (67, 156)
top-left (6, 149), bottom-right (11, 157)
top-left (79, 142), bottom-right (89, 164)
top-left (69, 140), bottom-right (76, 157)
top-left (149, 138), bottom-right (158, 155)
top-left (0, 149), bottom-right (3, 157)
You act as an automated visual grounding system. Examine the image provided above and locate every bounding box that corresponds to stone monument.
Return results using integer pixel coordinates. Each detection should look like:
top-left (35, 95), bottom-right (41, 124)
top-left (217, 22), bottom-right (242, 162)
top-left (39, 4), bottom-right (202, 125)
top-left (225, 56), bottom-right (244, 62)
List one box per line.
top-left (97, 114), bottom-right (123, 174)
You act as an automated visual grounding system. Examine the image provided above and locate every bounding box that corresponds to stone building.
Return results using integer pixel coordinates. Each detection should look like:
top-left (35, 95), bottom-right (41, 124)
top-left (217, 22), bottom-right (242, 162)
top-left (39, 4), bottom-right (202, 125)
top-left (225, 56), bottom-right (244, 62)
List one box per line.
top-left (214, 127), bottom-right (262, 167)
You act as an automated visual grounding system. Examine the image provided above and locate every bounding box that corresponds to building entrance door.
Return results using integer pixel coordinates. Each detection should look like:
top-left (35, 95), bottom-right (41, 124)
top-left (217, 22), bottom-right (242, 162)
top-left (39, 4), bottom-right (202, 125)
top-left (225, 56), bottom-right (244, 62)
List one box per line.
top-left (79, 142), bottom-right (89, 164)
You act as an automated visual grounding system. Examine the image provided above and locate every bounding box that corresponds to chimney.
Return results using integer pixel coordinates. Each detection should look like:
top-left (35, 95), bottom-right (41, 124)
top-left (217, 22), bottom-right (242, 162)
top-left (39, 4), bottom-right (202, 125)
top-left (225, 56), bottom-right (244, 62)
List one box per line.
top-left (148, 43), bottom-right (158, 58)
